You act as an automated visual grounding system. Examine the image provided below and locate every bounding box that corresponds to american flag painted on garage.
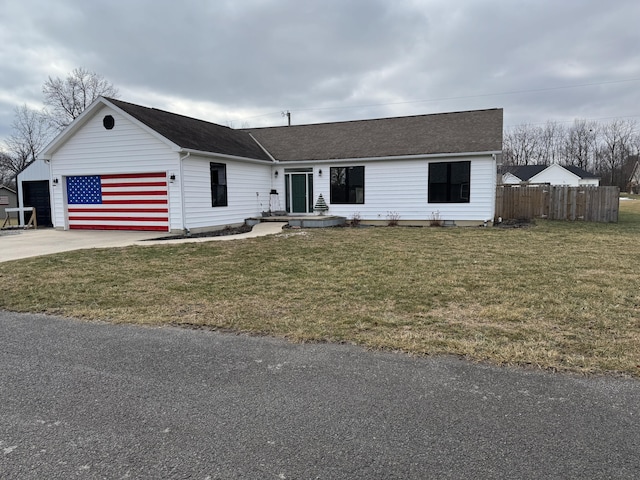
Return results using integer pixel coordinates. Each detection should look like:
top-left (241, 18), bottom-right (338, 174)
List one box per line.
top-left (66, 172), bottom-right (169, 231)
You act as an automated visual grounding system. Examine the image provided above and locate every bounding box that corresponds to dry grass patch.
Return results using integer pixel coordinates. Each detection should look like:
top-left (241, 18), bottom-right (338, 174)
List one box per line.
top-left (2, 199), bottom-right (640, 376)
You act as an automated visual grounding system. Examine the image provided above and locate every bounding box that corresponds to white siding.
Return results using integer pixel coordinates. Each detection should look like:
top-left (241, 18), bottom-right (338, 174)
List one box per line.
top-left (182, 155), bottom-right (272, 230)
top-left (18, 158), bottom-right (50, 182)
top-left (296, 155), bottom-right (496, 223)
top-left (529, 164), bottom-right (580, 186)
top-left (49, 106), bottom-right (182, 230)
top-left (578, 178), bottom-right (600, 186)
top-left (501, 172), bottom-right (522, 185)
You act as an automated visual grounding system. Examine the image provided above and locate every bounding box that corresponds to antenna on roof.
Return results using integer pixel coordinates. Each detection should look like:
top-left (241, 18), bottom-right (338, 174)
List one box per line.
top-left (281, 110), bottom-right (291, 126)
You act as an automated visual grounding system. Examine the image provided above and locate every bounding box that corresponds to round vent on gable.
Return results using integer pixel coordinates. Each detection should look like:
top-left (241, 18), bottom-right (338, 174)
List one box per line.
top-left (103, 115), bottom-right (115, 130)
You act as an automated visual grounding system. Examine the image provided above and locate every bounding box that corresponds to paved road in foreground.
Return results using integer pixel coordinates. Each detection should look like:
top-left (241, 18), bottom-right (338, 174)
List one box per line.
top-left (1, 311), bottom-right (638, 479)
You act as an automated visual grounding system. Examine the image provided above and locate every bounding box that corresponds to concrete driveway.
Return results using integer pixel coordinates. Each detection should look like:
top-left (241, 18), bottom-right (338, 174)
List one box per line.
top-left (0, 223), bottom-right (286, 263)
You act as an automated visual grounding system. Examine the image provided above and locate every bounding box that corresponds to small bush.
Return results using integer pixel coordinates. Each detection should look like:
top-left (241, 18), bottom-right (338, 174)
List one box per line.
top-left (386, 211), bottom-right (401, 227)
top-left (350, 212), bottom-right (361, 227)
top-left (429, 210), bottom-right (443, 227)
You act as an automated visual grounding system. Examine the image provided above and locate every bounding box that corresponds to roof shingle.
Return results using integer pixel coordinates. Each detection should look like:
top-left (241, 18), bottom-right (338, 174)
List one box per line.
top-left (244, 108), bottom-right (503, 161)
top-left (106, 98), bottom-right (502, 163)
top-left (106, 98), bottom-right (272, 161)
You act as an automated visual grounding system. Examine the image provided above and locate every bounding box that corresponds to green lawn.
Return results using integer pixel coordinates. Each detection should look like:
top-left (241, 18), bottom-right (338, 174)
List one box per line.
top-left (2, 200), bottom-right (639, 376)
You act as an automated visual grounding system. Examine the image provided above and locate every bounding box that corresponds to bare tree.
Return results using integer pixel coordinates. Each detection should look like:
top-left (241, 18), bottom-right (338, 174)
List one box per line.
top-left (562, 119), bottom-right (598, 171)
top-left (0, 151), bottom-right (17, 188)
top-left (2, 104), bottom-right (52, 179)
top-left (503, 124), bottom-right (541, 165)
top-left (503, 117), bottom-right (639, 184)
top-left (43, 67), bottom-right (118, 130)
top-left (535, 121), bottom-right (565, 165)
top-left (599, 119), bottom-right (637, 187)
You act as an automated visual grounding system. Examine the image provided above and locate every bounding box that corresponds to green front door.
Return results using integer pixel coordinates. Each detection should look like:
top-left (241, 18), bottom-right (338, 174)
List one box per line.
top-left (291, 174), bottom-right (309, 213)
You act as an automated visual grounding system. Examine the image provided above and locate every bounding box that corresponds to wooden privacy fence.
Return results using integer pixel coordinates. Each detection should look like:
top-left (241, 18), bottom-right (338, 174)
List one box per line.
top-left (495, 185), bottom-right (619, 223)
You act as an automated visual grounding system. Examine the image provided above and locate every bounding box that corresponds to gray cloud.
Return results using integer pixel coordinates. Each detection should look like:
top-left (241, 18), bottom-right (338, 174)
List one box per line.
top-left (1, 0), bottom-right (639, 143)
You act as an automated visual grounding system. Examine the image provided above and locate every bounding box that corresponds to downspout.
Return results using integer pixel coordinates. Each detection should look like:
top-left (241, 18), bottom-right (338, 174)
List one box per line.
top-left (179, 151), bottom-right (191, 235)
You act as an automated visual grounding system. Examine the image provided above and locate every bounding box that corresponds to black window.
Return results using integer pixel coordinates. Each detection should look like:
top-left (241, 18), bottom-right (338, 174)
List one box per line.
top-left (428, 161), bottom-right (470, 203)
top-left (210, 163), bottom-right (228, 207)
top-left (330, 166), bottom-right (364, 204)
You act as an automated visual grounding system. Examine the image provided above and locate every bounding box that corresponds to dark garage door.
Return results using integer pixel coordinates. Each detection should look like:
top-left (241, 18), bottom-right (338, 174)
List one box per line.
top-left (22, 180), bottom-right (52, 227)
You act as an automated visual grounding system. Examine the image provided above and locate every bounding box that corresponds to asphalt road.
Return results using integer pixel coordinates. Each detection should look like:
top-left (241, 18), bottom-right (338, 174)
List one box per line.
top-left (1, 311), bottom-right (639, 479)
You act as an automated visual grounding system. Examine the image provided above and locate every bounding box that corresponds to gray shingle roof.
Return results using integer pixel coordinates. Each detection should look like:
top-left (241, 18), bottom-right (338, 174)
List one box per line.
top-left (106, 98), bottom-right (272, 162)
top-left (500, 165), bottom-right (547, 181)
top-left (501, 164), bottom-right (599, 180)
top-left (244, 108), bottom-right (503, 161)
top-left (107, 98), bottom-right (502, 163)
top-left (564, 165), bottom-right (599, 179)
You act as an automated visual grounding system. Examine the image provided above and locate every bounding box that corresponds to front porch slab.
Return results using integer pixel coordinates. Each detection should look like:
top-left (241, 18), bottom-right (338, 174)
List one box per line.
top-left (246, 215), bottom-right (346, 228)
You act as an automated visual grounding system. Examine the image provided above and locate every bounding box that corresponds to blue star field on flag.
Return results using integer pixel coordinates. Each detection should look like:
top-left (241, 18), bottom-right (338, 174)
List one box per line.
top-left (66, 176), bottom-right (102, 204)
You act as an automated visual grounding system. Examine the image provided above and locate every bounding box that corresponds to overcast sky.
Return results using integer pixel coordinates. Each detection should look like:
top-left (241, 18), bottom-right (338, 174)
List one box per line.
top-left (1, 0), bottom-right (639, 142)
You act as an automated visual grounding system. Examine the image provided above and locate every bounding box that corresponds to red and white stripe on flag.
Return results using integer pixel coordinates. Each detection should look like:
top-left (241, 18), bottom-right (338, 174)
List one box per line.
top-left (66, 172), bottom-right (169, 231)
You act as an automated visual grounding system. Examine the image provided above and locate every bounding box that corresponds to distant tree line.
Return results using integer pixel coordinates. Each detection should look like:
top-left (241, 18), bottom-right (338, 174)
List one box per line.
top-left (2, 71), bottom-right (638, 193)
top-left (0, 68), bottom-right (118, 188)
top-left (503, 118), bottom-right (639, 190)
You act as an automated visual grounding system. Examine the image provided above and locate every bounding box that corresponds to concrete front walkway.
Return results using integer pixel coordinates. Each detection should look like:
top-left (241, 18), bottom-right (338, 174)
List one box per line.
top-left (136, 222), bottom-right (287, 246)
top-left (0, 222), bottom-right (287, 263)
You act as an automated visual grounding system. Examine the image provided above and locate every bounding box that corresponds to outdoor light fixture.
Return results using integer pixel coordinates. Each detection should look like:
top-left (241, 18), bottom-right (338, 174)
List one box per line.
top-left (169, 174), bottom-right (176, 182)
top-left (52, 178), bottom-right (59, 185)
top-left (274, 170), bottom-right (279, 178)
top-left (318, 169), bottom-right (323, 176)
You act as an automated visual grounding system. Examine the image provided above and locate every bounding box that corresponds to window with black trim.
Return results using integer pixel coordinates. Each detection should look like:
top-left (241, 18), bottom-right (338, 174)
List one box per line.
top-left (330, 166), bottom-right (364, 204)
top-left (210, 162), bottom-right (228, 207)
top-left (428, 161), bottom-right (470, 203)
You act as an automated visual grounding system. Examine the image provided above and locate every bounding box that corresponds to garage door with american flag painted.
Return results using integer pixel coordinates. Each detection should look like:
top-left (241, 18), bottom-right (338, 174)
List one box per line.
top-left (66, 172), bottom-right (169, 231)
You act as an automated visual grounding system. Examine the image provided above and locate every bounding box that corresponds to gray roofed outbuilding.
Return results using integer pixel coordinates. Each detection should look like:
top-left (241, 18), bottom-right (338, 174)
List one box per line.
top-left (500, 164), bottom-right (599, 181)
top-left (244, 108), bottom-right (503, 162)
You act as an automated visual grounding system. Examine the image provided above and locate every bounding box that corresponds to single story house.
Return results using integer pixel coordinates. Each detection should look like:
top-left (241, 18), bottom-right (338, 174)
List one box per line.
top-left (500, 164), bottom-right (600, 187)
top-left (0, 185), bottom-right (18, 219)
top-left (16, 158), bottom-right (53, 227)
top-left (39, 97), bottom-right (503, 233)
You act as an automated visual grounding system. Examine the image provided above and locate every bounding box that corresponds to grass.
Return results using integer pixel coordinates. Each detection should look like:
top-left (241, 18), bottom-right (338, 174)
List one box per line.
top-left (1, 200), bottom-right (640, 377)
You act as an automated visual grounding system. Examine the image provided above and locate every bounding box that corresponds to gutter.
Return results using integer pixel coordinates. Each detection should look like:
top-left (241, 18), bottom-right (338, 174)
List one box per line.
top-left (275, 150), bottom-right (503, 167)
top-left (179, 151), bottom-right (190, 234)
top-left (179, 147), bottom-right (275, 165)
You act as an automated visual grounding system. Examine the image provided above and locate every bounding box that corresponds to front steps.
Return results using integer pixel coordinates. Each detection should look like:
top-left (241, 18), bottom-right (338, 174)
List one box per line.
top-left (246, 215), bottom-right (346, 228)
